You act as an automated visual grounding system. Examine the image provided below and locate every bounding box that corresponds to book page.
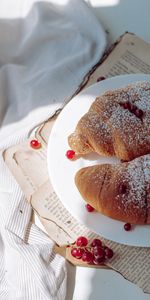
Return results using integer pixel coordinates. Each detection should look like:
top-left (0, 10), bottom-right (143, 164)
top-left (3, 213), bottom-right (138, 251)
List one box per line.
top-left (31, 180), bottom-right (97, 246)
top-left (3, 141), bottom-right (48, 198)
top-left (86, 33), bottom-right (150, 87)
top-left (35, 116), bottom-right (57, 145)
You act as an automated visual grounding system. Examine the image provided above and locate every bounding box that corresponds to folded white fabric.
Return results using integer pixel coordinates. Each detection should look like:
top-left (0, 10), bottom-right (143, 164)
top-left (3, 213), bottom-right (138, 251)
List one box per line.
top-left (0, 1), bottom-right (106, 299)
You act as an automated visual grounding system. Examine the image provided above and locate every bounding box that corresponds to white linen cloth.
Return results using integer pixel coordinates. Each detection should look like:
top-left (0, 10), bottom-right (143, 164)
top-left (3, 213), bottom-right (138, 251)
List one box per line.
top-left (0, 0), bottom-right (106, 299)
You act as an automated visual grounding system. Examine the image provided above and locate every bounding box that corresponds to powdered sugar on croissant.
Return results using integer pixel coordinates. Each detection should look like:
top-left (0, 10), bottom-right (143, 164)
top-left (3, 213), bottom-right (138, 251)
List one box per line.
top-left (68, 81), bottom-right (150, 161)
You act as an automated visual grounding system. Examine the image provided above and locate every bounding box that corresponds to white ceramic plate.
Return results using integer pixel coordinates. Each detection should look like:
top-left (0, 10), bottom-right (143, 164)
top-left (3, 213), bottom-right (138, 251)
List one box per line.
top-left (47, 74), bottom-right (150, 247)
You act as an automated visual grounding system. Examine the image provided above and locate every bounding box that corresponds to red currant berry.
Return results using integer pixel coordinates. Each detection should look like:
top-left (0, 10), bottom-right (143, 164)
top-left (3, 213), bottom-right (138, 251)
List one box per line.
top-left (105, 248), bottom-right (114, 259)
top-left (85, 204), bottom-right (94, 212)
top-left (30, 139), bottom-right (41, 149)
top-left (91, 239), bottom-right (102, 248)
top-left (135, 108), bottom-right (143, 119)
top-left (71, 247), bottom-right (84, 259)
top-left (119, 183), bottom-right (127, 194)
top-left (76, 248), bottom-right (85, 259)
top-left (122, 102), bottom-right (128, 109)
top-left (124, 223), bottom-right (131, 231)
top-left (71, 248), bottom-right (78, 258)
top-left (130, 103), bottom-right (136, 113)
top-left (93, 256), bottom-right (105, 265)
top-left (103, 246), bottom-right (109, 250)
top-left (82, 251), bottom-right (93, 263)
top-left (93, 246), bottom-right (105, 259)
top-left (96, 76), bottom-right (106, 82)
top-left (66, 150), bottom-right (75, 159)
top-left (76, 236), bottom-right (88, 247)
top-left (123, 101), bottom-right (130, 109)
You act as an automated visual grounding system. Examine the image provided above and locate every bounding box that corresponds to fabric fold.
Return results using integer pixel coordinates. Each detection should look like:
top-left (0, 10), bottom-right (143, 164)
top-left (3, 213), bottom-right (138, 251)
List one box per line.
top-left (0, 0), bottom-right (106, 299)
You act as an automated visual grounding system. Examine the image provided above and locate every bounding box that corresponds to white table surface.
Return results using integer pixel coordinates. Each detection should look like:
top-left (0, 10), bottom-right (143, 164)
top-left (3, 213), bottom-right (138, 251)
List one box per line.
top-left (66, 1), bottom-right (150, 299)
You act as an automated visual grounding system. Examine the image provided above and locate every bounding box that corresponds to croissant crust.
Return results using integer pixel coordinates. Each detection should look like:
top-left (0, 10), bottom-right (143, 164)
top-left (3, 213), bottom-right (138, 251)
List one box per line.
top-left (68, 81), bottom-right (150, 161)
top-left (75, 155), bottom-right (150, 224)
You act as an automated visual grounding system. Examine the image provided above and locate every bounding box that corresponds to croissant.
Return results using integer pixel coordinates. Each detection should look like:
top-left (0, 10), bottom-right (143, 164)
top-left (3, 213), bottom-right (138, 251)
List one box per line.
top-left (75, 154), bottom-right (150, 224)
top-left (68, 81), bottom-right (150, 161)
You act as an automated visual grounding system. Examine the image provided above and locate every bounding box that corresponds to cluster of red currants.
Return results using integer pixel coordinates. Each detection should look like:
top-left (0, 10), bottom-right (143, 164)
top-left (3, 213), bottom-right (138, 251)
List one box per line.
top-left (70, 236), bottom-right (114, 265)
